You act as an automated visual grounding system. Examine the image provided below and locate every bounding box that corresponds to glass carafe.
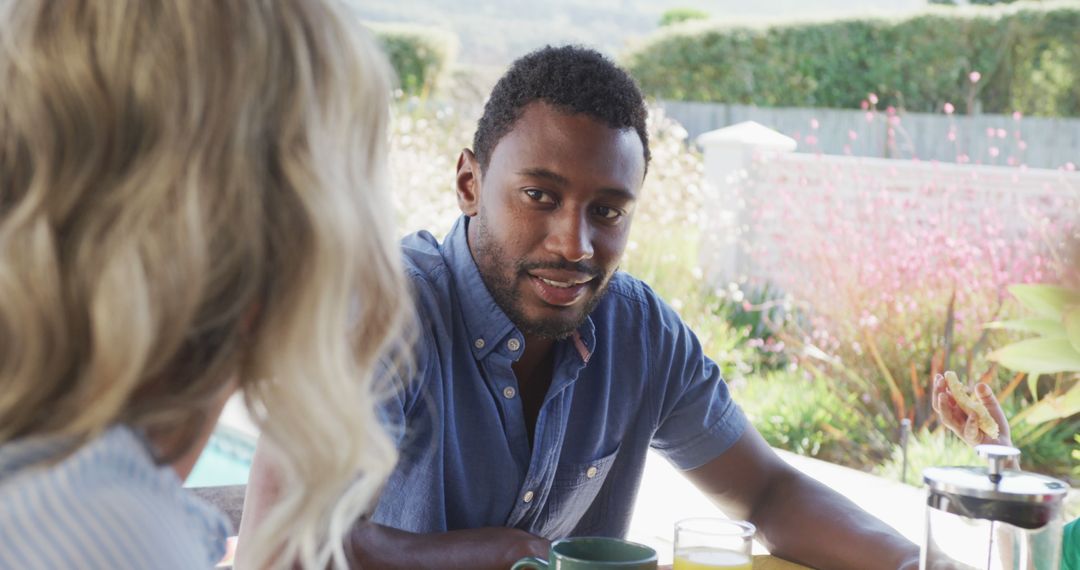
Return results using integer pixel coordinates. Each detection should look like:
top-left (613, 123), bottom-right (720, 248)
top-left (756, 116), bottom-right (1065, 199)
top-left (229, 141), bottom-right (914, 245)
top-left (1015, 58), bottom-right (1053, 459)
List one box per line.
top-left (921, 445), bottom-right (1068, 570)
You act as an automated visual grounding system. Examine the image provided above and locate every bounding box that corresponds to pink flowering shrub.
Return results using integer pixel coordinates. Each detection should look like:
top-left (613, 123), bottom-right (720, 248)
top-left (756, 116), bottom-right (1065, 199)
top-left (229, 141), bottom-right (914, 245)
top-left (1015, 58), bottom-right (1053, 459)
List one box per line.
top-left (739, 145), bottom-right (1076, 432)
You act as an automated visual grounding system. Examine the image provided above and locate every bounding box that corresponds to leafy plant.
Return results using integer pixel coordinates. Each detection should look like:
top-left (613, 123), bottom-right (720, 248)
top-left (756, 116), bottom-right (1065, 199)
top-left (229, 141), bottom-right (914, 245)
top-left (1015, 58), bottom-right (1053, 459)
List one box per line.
top-left (658, 8), bottom-right (708, 27)
top-left (876, 428), bottom-right (981, 486)
top-left (712, 283), bottom-right (798, 373)
top-left (371, 23), bottom-right (458, 97)
top-left (1073, 434), bottom-right (1080, 481)
top-left (988, 284), bottom-right (1080, 423)
top-left (625, 3), bottom-right (1080, 117)
top-left (1010, 417), bottom-right (1080, 484)
top-left (736, 370), bottom-right (892, 468)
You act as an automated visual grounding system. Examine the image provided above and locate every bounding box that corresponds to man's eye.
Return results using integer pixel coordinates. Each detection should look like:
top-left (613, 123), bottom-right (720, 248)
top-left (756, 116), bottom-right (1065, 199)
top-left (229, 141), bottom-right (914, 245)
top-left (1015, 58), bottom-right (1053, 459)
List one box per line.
top-left (591, 205), bottom-right (622, 220)
top-left (524, 189), bottom-right (555, 204)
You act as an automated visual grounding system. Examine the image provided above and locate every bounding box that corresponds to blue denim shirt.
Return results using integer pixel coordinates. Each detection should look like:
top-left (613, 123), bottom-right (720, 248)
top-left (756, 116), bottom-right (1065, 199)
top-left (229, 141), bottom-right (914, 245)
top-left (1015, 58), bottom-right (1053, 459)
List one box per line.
top-left (372, 216), bottom-right (747, 539)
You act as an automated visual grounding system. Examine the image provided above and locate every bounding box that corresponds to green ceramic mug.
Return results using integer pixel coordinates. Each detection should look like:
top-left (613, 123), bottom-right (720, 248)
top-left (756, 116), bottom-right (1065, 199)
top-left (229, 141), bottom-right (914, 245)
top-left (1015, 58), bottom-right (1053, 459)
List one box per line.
top-left (511, 537), bottom-right (658, 569)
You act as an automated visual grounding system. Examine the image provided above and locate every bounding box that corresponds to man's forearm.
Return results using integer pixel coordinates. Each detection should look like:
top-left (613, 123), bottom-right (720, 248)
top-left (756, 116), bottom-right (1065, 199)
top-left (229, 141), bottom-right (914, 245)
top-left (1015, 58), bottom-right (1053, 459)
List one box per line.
top-left (750, 471), bottom-right (919, 570)
top-left (349, 521), bottom-right (550, 570)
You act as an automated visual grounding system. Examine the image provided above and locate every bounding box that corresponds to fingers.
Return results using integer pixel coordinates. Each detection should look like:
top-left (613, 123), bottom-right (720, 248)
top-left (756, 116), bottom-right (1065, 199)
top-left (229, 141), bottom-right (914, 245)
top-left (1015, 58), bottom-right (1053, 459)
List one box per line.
top-left (963, 415), bottom-right (981, 446)
top-left (935, 391), bottom-right (967, 435)
top-left (931, 374), bottom-right (945, 413)
top-left (975, 382), bottom-right (1011, 445)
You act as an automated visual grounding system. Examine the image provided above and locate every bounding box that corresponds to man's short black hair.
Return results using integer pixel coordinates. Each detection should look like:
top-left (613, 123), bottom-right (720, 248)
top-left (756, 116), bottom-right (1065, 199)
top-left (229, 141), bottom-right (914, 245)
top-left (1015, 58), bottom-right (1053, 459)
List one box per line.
top-left (472, 45), bottom-right (650, 173)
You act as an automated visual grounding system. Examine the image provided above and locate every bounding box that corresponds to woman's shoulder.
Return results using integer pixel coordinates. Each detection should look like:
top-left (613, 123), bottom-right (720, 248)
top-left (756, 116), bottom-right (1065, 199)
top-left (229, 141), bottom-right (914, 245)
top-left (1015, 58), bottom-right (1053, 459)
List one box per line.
top-left (0, 426), bottom-right (229, 568)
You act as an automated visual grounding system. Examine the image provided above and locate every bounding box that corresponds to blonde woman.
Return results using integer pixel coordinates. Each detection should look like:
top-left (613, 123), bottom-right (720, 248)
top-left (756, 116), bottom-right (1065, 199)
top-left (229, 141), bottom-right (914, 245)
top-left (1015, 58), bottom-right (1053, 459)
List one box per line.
top-left (0, 1), bottom-right (409, 569)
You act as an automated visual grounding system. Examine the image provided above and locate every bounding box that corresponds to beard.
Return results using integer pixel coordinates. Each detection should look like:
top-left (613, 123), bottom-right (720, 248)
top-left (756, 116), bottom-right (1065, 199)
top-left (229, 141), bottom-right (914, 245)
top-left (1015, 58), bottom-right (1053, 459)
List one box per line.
top-left (469, 216), bottom-right (614, 340)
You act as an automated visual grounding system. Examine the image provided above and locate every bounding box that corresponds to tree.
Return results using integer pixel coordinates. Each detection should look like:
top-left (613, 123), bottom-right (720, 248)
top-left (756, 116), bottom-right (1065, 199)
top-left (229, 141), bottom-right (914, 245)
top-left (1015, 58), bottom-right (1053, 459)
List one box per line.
top-left (659, 8), bottom-right (708, 27)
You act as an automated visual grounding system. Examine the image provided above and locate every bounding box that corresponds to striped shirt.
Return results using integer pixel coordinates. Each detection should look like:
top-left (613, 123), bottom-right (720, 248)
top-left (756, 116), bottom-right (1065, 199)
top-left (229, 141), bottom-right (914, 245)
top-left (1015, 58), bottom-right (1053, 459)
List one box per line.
top-left (0, 425), bottom-right (231, 569)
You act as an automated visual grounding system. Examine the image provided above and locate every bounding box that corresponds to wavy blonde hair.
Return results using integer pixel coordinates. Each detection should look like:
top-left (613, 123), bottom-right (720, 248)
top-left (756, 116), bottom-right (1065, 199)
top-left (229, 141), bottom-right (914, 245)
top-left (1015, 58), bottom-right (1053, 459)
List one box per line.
top-left (0, 0), bottom-right (408, 567)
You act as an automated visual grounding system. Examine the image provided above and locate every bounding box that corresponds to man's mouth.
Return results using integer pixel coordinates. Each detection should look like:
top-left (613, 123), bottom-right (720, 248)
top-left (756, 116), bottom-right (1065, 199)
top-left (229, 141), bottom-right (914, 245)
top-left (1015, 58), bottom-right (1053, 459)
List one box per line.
top-left (537, 276), bottom-right (590, 288)
top-left (527, 271), bottom-right (596, 306)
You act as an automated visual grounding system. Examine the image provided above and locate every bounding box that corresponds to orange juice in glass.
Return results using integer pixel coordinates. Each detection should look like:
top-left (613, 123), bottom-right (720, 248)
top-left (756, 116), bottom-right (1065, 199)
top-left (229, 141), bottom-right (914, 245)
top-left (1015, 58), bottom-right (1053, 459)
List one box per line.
top-left (673, 518), bottom-right (754, 570)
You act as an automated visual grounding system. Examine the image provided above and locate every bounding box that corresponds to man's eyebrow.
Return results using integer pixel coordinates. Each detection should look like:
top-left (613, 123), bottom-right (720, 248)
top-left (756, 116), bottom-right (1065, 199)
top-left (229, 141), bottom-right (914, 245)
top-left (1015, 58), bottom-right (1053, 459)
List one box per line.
top-left (518, 167), bottom-right (569, 186)
top-left (597, 187), bottom-right (637, 203)
top-left (518, 168), bottom-right (637, 202)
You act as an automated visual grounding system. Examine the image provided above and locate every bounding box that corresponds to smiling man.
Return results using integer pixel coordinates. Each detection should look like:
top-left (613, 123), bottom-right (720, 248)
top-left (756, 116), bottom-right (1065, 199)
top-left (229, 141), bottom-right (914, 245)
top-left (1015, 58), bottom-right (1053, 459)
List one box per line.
top-left (241, 45), bottom-right (919, 570)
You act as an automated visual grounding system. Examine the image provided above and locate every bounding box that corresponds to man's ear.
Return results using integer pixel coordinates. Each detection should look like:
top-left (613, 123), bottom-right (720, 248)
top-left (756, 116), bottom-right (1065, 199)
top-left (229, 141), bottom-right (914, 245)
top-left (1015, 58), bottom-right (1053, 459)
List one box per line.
top-left (456, 149), bottom-right (480, 217)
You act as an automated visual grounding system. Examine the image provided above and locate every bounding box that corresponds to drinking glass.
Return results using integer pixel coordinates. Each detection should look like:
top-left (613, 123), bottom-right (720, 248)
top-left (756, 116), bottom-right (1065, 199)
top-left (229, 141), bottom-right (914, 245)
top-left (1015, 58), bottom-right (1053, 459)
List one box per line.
top-left (673, 517), bottom-right (755, 570)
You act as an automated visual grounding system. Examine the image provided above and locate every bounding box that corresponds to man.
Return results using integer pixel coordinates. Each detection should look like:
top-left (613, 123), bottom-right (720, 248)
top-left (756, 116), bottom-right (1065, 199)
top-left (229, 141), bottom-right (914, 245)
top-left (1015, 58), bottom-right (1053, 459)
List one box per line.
top-left (241, 45), bottom-right (919, 569)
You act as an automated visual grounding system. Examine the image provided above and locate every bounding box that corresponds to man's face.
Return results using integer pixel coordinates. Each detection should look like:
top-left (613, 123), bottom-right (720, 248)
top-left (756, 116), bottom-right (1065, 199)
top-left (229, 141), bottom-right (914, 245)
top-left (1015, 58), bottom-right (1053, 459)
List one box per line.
top-left (457, 102), bottom-right (646, 340)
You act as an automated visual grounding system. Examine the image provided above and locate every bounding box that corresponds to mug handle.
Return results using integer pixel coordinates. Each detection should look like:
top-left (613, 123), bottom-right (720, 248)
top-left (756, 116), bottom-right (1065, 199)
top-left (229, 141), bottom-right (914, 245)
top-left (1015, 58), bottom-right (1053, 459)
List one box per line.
top-left (510, 556), bottom-right (550, 569)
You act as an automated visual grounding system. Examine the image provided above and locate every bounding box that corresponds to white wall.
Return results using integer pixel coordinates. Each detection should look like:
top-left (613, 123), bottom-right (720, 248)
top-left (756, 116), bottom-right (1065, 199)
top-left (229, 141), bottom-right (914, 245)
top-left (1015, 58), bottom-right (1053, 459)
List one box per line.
top-left (667, 100), bottom-right (1080, 170)
top-left (698, 121), bottom-right (1080, 287)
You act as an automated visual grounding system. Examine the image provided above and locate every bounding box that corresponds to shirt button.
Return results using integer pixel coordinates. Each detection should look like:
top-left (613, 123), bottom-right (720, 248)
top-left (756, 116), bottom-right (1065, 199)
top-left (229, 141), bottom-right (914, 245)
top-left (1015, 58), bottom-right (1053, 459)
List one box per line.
top-left (474, 338), bottom-right (485, 349)
top-left (523, 490), bottom-right (534, 503)
top-left (586, 466), bottom-right (598, 479)
top-left (507, 338), bottom-right (521, 351)
top-left (503, 386), bottom-right (516, 399)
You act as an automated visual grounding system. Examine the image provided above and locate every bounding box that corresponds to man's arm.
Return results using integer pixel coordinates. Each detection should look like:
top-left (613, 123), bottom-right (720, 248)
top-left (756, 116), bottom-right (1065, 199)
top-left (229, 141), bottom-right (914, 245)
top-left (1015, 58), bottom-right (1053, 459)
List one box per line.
top-left (683, 427), bottom-right (919, 570)
top-left (347, 520), bottom-right (549, 569)
top-left (235, 438), bottom-right (550, 570)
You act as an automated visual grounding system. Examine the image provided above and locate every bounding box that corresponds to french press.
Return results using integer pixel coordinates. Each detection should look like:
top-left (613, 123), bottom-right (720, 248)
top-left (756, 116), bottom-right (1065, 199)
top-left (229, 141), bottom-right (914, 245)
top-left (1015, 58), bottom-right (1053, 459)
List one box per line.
top-left (921, 444), bottom-right (1069, 570)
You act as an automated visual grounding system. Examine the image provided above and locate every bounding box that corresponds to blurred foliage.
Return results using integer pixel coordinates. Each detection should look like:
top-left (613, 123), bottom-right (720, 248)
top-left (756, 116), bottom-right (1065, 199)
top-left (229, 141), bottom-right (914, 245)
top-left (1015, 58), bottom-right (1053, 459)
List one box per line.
top-left (736, 370), bottom-right (893, 468)
top-left (876, 428), bottom-right (981, 485)
top-left (624, 3), bottom-right (1080, 117)
top-left (988, 284), bottom-right (1080, 424)
top-left (1011, 416), bottom-right (1080, 483)
top-left (659, 8), bottom-right (709, 27)
top-left (1073, 434), bottom-right (1080, 480)
top-left (711, 284), bottom-right (798, 373)
top-left (371, 23), bottom-right (458, 96)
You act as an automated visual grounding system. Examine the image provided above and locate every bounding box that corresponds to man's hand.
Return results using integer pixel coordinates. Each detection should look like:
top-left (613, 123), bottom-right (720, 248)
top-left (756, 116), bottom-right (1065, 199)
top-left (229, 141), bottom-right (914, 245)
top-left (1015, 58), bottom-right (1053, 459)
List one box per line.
top-left (931, 374), bottom-right (1012, 448)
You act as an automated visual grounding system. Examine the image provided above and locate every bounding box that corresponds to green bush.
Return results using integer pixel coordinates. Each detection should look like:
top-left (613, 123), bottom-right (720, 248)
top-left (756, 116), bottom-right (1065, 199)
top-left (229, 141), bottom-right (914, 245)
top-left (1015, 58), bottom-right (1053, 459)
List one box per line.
top-left (1010, 411), bottom-right (1080, 484)
top-left (736, 371), bottom-right (892, 468)
top-left (371, 23), bottom-right (458, 96)
top-left (876, 428), bottom-right (981, 486)
top-left (876, 420), bottom-right (1078, 487)
top-left (624, 3), bottom-right (1080, 116)
top-left (659, 8), bottom-right (709, 27)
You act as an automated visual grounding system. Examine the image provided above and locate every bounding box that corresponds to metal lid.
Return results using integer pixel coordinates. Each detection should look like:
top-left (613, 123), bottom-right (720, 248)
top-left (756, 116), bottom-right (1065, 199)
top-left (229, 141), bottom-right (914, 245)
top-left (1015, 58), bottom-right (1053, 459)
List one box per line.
top-left (922, 445), bottom-right (1068, 529)
top-left (924, 466), bottom-right (1068, 503)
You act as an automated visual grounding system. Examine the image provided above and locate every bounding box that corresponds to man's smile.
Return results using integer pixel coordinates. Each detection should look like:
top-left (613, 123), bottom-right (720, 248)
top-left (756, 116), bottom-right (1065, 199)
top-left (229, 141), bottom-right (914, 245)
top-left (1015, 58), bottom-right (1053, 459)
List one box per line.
top-left (526, 271), bottom-right (596, 306)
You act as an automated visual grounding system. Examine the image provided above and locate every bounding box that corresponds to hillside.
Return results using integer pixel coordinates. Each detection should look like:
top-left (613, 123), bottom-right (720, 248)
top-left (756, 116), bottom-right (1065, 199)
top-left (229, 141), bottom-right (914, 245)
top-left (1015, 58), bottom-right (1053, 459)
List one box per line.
top-left (352, 0), bottom-right (927, 66)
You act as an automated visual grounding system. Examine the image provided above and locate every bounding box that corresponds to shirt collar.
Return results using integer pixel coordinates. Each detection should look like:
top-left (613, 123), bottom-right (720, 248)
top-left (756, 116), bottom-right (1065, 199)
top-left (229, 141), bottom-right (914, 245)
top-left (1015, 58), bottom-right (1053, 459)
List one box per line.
top-left (441, 215), bottom-right (594, 363)
top-left (443, 216), bottom-right (521, 361)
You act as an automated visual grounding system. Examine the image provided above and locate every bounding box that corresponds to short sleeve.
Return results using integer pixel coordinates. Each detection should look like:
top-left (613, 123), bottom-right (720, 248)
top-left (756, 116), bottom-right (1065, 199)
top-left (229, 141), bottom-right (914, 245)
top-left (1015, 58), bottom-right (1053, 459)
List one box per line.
top-left (378, 266), bottom-right (441, 447)
top-left (647, 296), bottom-right (748, 470)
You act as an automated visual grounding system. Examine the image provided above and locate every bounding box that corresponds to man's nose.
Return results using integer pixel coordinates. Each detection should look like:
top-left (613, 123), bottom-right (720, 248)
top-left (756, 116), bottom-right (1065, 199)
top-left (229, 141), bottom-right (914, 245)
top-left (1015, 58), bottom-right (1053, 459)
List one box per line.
top-left (546, 211), bottom-right (594, 263)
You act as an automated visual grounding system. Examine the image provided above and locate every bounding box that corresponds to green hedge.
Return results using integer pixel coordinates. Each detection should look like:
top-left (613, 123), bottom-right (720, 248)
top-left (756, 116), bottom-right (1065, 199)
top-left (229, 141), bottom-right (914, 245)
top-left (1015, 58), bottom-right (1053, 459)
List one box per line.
top-left (370, 23), bottom-right (458, 96)
top-left (624, 3), bottom-right (1080, 116)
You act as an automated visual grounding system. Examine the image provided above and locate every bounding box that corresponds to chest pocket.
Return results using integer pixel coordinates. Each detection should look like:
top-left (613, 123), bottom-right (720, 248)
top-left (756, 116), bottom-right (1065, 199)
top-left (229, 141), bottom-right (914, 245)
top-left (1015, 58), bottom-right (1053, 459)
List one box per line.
top-left (537, 443), bottom-right (621, 539)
